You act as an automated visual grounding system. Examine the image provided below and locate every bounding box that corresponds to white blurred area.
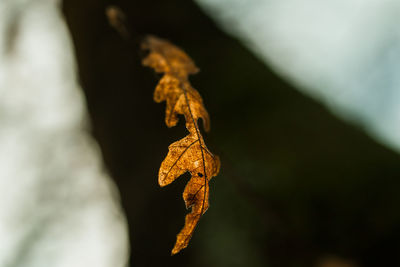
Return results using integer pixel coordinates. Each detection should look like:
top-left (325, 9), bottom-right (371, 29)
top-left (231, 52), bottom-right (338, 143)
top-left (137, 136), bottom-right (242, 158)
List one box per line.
top-left (0, 1), bottom-right (129, 267)
top-left (196, 0), bottom-right (400, 151)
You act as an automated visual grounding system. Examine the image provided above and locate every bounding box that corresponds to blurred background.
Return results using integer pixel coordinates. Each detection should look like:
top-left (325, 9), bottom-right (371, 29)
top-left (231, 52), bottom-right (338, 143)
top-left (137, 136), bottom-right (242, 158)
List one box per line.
top-left (1, 0), bottom-right (400, 266)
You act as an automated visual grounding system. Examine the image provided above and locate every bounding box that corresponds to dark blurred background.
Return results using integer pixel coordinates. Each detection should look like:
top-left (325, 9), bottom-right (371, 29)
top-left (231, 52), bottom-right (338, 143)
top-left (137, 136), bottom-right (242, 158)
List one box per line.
top-left (62, 1), bottom-right (400, 266)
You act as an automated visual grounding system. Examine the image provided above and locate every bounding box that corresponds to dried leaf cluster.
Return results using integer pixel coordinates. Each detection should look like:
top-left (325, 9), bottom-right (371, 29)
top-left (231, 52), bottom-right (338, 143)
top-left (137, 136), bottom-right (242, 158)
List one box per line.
top-left (142, 36), bottom-right (220, 255)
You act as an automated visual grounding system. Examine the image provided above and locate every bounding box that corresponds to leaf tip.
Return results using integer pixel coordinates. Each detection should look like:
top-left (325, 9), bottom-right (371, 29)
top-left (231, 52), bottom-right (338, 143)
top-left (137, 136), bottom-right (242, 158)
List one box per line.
top-left (170, 233), bottom-right (189, 255)
top-left (158, 174), bottom-right (168, 187)
top-left (171, 247), bottom-right (180, 256)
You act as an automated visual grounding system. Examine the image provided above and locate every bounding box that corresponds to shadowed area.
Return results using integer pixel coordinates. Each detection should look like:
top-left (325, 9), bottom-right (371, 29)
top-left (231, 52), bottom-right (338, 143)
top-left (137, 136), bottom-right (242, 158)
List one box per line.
top-left (63, 1), bottom-right (400, 266)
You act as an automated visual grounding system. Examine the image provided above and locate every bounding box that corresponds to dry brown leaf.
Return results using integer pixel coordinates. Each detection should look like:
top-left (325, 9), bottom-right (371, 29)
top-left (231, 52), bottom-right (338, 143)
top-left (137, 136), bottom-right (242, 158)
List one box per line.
top-left (105, 6), bottom-right (130, 39)
top-left (142, 35), bottom-right (220, 255)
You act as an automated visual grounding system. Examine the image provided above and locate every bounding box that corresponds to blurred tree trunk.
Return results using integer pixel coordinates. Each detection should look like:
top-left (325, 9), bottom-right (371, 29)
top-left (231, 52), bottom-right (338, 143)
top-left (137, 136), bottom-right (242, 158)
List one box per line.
top-left (0, 1), bottom-right (128, 266)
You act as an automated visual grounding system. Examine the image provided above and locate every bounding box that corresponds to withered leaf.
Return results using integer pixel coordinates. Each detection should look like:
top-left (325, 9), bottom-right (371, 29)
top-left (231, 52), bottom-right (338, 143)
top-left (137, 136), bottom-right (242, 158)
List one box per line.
top-left (105, 6), bottom-right (130, 39)
top-left (142, 35), bottom-right (220, 255)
